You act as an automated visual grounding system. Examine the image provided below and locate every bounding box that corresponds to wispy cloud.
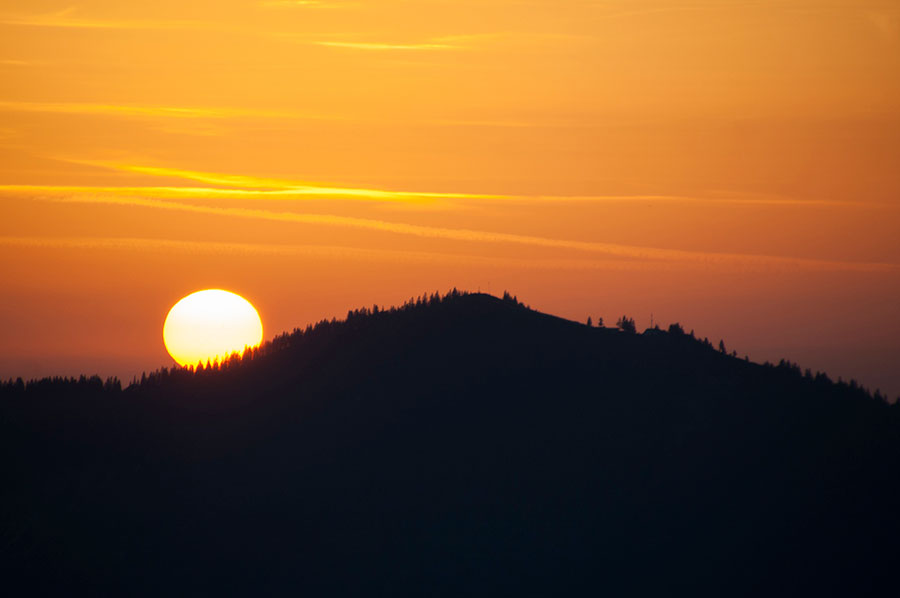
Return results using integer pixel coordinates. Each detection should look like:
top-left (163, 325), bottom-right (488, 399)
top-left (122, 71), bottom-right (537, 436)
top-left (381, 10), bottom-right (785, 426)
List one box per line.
top-left (0, 182), bottom-right (484, 208)
top-left (260, 0), bottom-right (325, 6)
top-left (492, 192), bottom-right (881, 209)
top-left (0, 235), bottom-right (708, 272)
top-left (5, 156), bottom-right (884, 210)
top-left (56, 161), bottom-right (506, 203)
top-left (586, 4), bottom-right (711, 20)
top-left (2, 182), bottom-right (868, 211)
top-left (313, 41), bottom-right (457, 51)
top-left (0, 101), bottom-right (323, 121)
top-left (434, 31), bottom-right (589, 46)
top-left (268, 30), bottom-right (463, 51)
top-left (0, 99), bottom-right (579, 130)
top-left (584, 1), bottom-right (772, 21)
top-left (259, 0), bottom-right (355, 8)
top-left (0, 7), bottom-right (203, 30)
top-left (0, 235), bottom-right (445, 261)
top-left (12, 192), bottom-right (895, 273)
top-left (63, 157), bottom-right (900, 209)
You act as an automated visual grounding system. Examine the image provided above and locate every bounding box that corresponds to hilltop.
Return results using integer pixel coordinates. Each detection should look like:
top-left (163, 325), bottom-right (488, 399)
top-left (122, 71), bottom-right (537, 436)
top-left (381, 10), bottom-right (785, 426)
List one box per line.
top-left (2, 291), bottom-right (899, 596)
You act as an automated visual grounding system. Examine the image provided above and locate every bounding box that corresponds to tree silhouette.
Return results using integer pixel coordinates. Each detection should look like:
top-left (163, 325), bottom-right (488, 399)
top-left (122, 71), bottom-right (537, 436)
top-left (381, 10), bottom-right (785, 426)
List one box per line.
top-left (616, 315), bottom-right (636, 333)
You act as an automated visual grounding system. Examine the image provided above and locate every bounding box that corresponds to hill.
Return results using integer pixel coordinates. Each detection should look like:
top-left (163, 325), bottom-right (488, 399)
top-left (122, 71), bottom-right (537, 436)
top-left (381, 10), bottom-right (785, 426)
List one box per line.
top-left (2, 291), bottom-right (899, 596)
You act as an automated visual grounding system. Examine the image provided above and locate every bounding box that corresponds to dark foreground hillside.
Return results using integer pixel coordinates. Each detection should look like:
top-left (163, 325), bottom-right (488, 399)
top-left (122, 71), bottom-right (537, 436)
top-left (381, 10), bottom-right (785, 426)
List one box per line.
top-left (2, 292), bottom-right (899, 596)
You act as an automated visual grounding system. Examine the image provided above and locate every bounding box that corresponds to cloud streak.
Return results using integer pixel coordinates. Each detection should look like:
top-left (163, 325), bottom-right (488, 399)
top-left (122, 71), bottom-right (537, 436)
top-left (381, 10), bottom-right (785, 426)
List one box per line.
top-left (0, 235), bottom-right (719, 273)
top-left (0, 101), bottom-right (323, 121)
top-left (0, 235), bottom-right (442, 261)
top-left (62, 160), bottom-right (890, 208)
top-left (313, 41), bottom-right (456, 51)
top-left (0, 183), bottom-right (479, 209)
top-left (1, 170), bottom-right (883, 210)
top-left (0, 7), bottom-right (203, 30)
top-left (12, 192), bottom-right (895, 273)
top-left (47, 160), bottom-right (507, 204)
top-left (87, 163), bottom-right (485, 197)
top-left (259, 1), bottom-right (357, 8)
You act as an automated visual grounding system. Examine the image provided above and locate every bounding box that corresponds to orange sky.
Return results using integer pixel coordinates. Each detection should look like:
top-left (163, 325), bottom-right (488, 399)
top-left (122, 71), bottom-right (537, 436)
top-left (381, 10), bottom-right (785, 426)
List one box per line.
top-left (1, 0), bottom-right (899, 395)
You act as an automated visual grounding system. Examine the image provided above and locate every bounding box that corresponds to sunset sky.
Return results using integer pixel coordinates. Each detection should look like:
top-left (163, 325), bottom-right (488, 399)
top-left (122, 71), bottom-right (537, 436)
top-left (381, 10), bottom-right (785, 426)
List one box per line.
top-left (1, 1), bottom-right (898, 395)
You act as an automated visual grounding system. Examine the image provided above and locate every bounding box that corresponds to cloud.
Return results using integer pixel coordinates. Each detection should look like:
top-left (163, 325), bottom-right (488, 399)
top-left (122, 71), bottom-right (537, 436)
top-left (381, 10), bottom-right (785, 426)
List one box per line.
top-left (0, 182), bottom-right (480, 209)
top-left (0, 7), bottom-right (202, 30)
top-left (10, 192), bottom-right (895, 273)
top-left (0, 235), bottom-right (439, 261)
top-left (60, 159), bottom-right (512, 201)
top-left (74, 159), bottom-right (897, 210)
top-left (259, 1), bottom-right (355, 8)
top-left (313, 41), bottom-right (457, 51)
top-left (0, 99), bottom-right (642, 131)
top-left (584, 1), bottom-right (772, 21)
top-left (0, 101), bottom-right (322, 121)
top-left (44, 155), bottom-right (893, 209)
top-left (0, 235), bottom-right (720, 273)
top-left (433, 32), bottom-right (589, 46)
top-left (3, 157), bottom-right (882, 210)
top-left (492, 192), bottom-right (879, 209)
top-left (0, 183), bottom-right (456, 207)
top-left (260, 0), bottom-right (325, 6)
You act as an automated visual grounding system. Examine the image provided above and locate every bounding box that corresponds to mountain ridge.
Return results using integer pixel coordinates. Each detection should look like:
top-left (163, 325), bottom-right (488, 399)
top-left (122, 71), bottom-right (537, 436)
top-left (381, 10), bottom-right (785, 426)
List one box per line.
top-left (2, 290), bottom-right (898, 595)
top-left (6, 290), bottom-right (888, 403)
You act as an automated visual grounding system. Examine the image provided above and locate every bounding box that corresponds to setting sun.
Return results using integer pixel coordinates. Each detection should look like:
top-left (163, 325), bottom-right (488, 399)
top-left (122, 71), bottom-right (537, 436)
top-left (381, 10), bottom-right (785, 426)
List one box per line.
top-left (162, 289), bottom-right (263, 367)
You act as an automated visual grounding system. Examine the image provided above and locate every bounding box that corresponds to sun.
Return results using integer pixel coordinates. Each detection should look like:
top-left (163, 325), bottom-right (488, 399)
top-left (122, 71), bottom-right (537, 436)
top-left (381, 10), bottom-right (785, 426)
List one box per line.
top-left (163, 289), bottom-right (263, 367)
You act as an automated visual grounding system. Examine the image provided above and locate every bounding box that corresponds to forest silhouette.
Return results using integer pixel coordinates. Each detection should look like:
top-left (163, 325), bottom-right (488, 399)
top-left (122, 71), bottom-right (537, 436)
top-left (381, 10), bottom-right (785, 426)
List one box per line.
top-left (2, 290), bottom-right (899, 595)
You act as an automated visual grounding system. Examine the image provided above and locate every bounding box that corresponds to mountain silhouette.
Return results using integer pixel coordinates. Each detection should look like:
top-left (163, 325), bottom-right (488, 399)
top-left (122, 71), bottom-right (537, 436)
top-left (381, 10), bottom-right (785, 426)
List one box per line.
top-left (2, 291), bottom-right (899, 596)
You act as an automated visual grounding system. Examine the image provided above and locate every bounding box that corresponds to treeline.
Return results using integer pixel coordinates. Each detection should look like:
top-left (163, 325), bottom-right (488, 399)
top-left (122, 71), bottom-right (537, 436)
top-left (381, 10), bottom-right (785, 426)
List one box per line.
top-left (0, 374), bottom-right (122, 396)
top-left (0, 289), bottom-right (499, 394)
top-left (607, 317), bottom-right (892, 404)
top-left (0, 288), bottom-right (893, 405)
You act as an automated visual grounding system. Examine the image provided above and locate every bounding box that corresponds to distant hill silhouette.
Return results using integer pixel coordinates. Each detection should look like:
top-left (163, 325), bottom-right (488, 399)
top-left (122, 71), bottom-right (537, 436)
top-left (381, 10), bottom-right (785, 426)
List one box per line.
top-left (2, 291), bottom-right (899, 596)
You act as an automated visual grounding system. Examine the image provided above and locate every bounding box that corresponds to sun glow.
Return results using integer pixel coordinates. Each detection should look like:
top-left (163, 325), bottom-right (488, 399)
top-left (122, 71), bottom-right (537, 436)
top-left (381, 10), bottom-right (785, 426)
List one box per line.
top-left (163, 289), bottom-right (263, 367)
